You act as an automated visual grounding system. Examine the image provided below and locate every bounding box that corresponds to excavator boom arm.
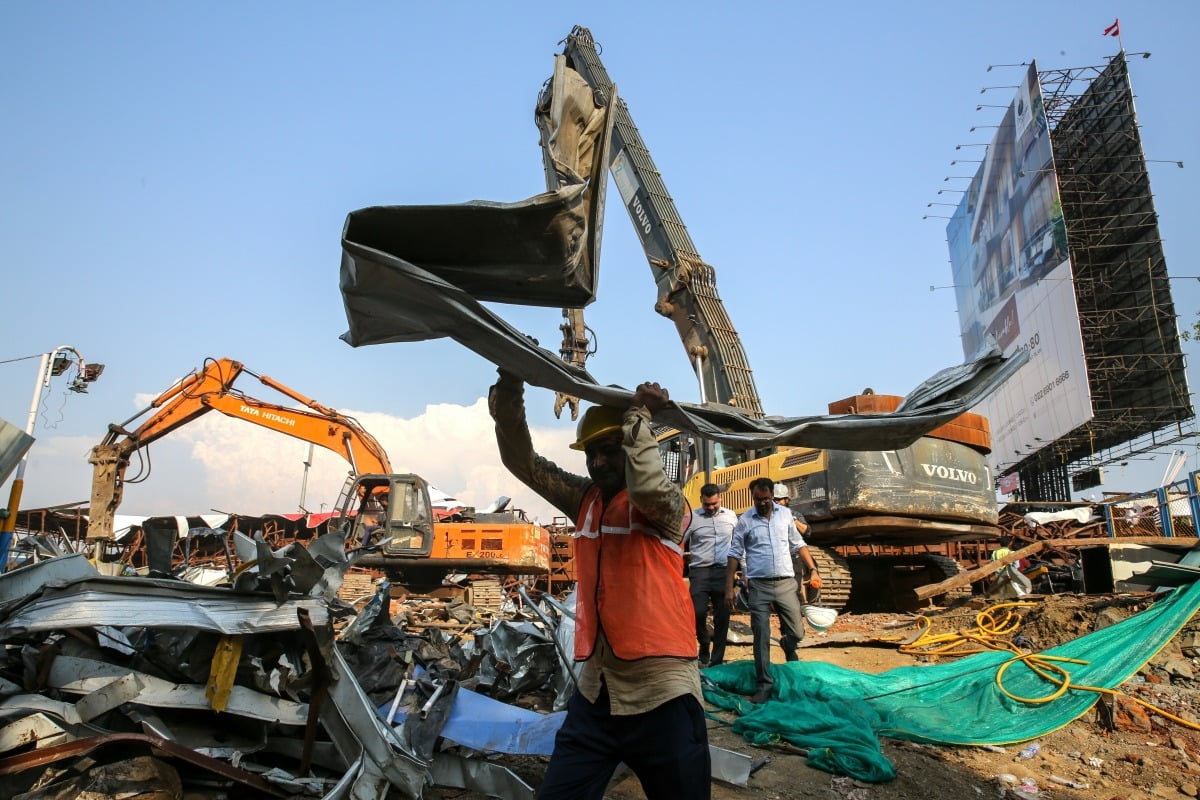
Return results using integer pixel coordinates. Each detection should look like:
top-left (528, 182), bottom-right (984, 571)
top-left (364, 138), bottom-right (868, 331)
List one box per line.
top-left (550, 26), bottom-right (763, 416)
top-left (200, 393), bottom-right (391, 476)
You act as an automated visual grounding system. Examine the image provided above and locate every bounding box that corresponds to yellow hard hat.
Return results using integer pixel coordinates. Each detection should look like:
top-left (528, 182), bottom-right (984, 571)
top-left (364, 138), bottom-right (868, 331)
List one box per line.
top-left (570, 404), bottom-right (625, 451)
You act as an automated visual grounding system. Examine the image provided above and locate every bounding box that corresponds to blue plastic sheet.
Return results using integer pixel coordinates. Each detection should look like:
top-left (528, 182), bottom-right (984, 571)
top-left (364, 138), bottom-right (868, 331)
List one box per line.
top-left (379, 685), bottom-right (565, 756)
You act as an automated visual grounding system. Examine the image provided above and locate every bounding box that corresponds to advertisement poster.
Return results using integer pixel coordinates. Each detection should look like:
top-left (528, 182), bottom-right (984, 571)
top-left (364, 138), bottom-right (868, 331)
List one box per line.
top-left (946, 63), bottom-right (1093, 480)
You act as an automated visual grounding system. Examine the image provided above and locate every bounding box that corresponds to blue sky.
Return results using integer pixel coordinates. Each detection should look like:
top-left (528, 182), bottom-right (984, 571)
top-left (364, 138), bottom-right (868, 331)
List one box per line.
top-left (2, 3), bottom-right (1198, 521)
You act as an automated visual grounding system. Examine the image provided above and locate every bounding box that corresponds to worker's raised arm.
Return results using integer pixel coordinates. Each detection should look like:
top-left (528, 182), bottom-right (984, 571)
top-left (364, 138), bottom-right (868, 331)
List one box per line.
top-left (488, 369), bottom-right (589, 519)
top-left (622, 382), bottom-right (688, 543)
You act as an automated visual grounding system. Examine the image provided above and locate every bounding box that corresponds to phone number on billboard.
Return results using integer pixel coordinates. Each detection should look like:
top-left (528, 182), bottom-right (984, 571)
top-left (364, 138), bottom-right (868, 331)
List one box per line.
top-left (1032, 370), bottom-right (1070, 404)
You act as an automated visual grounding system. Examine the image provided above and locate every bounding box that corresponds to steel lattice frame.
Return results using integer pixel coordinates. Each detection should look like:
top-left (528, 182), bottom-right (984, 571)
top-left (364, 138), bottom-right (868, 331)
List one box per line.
top-left (1014, 52), bottom-right (1193, 500)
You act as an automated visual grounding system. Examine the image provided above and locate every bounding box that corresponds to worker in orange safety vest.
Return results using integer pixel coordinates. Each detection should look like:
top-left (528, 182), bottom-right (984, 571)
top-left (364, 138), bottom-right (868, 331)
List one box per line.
top-left (489, 370), bottom-right (709, 800)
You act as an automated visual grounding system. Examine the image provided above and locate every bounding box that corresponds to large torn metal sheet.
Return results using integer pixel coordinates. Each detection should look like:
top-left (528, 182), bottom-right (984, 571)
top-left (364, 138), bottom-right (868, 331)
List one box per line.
top-left (344, 185), bottom-right (599, 311)
top-left (340, 228), bottom-right (1025, 452)
top-left (0, 576), bottom-right (328, 638)
top-left (46, 656), bottom-right (310, 726)
top-left (341, 67), bottom-right (612, 317)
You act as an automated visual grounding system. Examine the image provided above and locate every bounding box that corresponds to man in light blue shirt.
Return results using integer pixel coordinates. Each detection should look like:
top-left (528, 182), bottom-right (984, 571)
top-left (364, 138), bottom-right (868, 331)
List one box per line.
top-left (725, 477), bottom-right (821, 703)
top-left (683, 483), bottom-right (738, 666)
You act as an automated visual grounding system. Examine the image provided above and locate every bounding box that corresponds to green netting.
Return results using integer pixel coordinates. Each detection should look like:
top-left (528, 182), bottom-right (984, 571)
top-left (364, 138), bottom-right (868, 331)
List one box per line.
top-left (702, 580), bottom-right (1200, 782)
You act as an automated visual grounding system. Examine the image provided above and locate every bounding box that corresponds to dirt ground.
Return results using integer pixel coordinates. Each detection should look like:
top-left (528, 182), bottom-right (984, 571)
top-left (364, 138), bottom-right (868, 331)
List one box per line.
top-left (427, 592), bottom-right (1200, 800)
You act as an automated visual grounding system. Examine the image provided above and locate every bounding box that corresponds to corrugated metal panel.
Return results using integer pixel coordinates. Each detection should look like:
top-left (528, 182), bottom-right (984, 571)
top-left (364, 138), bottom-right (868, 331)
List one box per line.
top-left (0, 418), bottom-right (34, 485)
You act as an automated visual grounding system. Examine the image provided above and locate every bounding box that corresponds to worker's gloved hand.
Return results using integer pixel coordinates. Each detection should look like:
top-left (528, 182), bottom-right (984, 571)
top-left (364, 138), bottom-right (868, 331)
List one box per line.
top-left (807, 574), bottom-right (823, 591)
top-left (631, 381), bottom-right (670, 415)
top-left (487, 368), bottom-right (524, 419)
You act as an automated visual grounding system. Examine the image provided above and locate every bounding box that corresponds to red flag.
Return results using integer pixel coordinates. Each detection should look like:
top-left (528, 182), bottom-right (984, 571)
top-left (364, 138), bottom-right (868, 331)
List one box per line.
top-left (1104, 18), bottom-right (1120, 37)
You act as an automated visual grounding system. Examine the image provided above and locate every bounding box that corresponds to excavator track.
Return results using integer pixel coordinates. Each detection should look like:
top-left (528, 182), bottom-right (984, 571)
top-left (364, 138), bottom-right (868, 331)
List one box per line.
top-left (797, 546), bottom-right (853, 611)
top-left (844, 553), bottom-right (971, 612)
top-left (919, 554), bottom-right (974, 602)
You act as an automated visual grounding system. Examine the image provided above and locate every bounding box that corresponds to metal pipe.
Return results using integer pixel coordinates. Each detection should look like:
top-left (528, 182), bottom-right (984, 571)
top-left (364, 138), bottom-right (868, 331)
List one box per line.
top-left (386, 678), bottom-right (409, 724)
top-left (418, 680), bottom-right (447, 719)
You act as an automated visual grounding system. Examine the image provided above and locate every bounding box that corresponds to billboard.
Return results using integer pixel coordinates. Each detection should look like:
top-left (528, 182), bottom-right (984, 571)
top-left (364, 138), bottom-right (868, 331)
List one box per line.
top-left (946, 63), bottom-right (1092, 478)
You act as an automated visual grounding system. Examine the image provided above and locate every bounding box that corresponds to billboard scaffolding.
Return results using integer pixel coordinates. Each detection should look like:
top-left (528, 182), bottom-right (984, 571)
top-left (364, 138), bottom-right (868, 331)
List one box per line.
top-left (948, 52), bottom-right (1193, 501)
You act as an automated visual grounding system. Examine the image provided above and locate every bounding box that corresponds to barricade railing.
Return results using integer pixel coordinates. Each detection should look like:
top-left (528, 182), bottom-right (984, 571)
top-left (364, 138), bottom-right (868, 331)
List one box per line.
top-left (1100, 469), bottom-right (1200, 539)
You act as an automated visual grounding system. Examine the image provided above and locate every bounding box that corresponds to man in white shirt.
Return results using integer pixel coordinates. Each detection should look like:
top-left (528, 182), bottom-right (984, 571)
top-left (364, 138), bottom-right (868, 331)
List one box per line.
top-left (725, 477), bottom-right (821, 703)
top-left (683, 483), bottom-right (738, 666)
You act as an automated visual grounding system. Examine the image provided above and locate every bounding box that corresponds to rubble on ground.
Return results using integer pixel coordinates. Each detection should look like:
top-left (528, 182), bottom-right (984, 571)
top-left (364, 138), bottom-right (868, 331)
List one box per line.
top-left (6, 532), bottom-right (1200, 799)
top-left (0, 536), bottom-right (573, 800)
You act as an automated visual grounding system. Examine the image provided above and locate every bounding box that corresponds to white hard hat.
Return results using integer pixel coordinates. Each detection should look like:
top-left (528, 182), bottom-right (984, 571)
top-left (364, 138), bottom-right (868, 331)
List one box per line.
top-left (803, 605), bottom-right (838, 631)
top-left (773, 483), bottom-right (790, 500)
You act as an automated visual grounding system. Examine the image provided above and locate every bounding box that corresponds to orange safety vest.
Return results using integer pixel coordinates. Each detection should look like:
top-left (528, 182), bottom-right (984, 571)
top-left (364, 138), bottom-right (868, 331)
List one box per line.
top-left (573, 485), bottom-right (696, 661)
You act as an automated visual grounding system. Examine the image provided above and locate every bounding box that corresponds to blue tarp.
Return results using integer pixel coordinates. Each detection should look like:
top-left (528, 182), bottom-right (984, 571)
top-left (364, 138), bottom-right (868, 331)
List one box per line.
top-left (379, 685), bottom-right (565, 756)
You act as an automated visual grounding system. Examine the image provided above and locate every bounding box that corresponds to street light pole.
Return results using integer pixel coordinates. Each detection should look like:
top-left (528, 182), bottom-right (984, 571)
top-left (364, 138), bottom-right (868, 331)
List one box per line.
top-left (0, 346), bottom-right (102, 569)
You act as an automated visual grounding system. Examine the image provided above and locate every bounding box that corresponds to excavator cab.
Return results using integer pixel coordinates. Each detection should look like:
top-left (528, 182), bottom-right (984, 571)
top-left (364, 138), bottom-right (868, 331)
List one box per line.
top-left (654, 428), bottom-right (700, 488)
top-left (342, 474), bottom-right (435, 557)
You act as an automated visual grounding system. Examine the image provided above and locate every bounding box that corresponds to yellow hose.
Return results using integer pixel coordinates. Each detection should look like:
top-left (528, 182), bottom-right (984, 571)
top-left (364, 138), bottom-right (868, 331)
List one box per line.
top-left (897, 602), bottom-right (1036, 658)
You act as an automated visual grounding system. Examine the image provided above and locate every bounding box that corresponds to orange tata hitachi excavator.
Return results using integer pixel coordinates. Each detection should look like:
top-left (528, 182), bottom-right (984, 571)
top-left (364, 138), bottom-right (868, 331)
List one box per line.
top-left (87, 357), bottom-right (549, 585)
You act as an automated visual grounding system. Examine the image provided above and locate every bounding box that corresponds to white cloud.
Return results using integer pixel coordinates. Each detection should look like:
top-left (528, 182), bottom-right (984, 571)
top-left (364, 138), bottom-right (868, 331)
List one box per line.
top-left (13, 395), bottom-right (582, 525)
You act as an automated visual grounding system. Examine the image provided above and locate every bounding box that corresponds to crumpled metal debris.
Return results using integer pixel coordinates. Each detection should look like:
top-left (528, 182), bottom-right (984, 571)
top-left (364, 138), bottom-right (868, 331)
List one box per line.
top-left (0, 555), bottom-right (427, 800)
top-left (471, 619), bottom-right (559, 703)
top-left (0, 545), bottom-right (761, 798)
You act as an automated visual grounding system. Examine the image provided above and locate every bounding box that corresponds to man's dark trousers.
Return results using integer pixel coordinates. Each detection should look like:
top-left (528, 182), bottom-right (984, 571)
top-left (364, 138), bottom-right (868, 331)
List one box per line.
top-left (537, 686), bottom-right (711, 799)
top-left (688, 564), bottom-right (729, 664)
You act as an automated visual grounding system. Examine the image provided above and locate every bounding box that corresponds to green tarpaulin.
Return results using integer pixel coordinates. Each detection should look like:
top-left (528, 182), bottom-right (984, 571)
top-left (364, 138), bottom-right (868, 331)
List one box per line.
top-left (703, 580), bottom-right (1200, 781)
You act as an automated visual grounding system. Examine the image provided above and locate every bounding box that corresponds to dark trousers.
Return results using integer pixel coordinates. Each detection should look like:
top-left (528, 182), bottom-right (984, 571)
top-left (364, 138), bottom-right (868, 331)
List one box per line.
top-left (688, 565), bottom-right (730, 663)
top-left (747, 577), bottom-right (805, 692)
top-left (537, 687), bottom-right (711, 800)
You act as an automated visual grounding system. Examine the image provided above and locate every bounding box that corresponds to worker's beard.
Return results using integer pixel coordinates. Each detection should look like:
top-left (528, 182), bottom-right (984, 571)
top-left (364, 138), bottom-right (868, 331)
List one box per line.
top-left (588, 463), bottom-right (625, 498)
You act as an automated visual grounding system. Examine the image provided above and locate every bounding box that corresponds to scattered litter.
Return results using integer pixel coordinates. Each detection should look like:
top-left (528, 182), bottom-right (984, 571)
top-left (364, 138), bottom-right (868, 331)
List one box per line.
top-left (1015, 742), bottom-right (1040, 760)
top-left (1011, 776), bottom-right (1040, 799)
top-left (1047, 774), bottom-right (1090, 789)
